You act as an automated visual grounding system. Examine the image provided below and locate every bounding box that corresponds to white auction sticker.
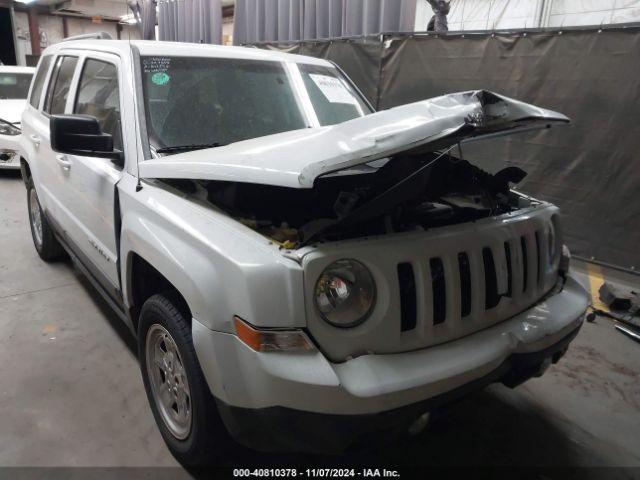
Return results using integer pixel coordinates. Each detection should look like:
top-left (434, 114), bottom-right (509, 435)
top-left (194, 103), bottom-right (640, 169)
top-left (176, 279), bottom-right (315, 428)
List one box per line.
top-left (309, 74), bottom-right (357, 105)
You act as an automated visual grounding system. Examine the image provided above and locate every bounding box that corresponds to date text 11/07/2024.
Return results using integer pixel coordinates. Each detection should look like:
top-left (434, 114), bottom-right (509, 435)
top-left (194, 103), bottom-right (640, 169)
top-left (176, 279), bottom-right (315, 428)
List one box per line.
top-left (233, 469), bottom-right (401, 478)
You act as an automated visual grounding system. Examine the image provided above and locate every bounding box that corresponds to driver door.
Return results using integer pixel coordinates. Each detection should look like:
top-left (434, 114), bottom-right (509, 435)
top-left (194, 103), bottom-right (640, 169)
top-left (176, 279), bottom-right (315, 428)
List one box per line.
top-left (53, 52), bottom-right (124, 294)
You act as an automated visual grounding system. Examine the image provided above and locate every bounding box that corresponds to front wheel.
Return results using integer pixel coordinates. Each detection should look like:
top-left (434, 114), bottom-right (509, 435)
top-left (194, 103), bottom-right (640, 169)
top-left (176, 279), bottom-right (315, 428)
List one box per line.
top-left (138, 294), bottom-right (234, 466)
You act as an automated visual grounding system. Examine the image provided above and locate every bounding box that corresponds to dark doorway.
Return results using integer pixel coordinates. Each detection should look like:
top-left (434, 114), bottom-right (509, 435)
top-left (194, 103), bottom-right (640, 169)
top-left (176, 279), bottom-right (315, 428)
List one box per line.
top-left (0, 7), bottom-right (17, 65)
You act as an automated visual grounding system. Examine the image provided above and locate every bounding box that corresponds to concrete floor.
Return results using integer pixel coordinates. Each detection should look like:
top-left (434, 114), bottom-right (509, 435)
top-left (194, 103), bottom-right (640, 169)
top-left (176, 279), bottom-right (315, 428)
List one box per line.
top-left (1, 170), bottom-right (639, 473)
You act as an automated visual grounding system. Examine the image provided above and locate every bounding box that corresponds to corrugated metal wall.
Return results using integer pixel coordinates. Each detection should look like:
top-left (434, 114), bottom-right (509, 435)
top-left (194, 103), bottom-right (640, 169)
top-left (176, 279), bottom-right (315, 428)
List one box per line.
top-left (233, 0), bottom-right (417, 44)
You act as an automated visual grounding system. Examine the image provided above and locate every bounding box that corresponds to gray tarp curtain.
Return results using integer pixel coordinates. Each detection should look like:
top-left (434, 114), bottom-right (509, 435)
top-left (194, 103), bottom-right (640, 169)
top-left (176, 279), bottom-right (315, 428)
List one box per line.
top-left (233, 0), bottom-right (418, 45)
top-left (255, 26), bottom-right (640, 272)
top-left (158, 0), bottom-right (222, 44)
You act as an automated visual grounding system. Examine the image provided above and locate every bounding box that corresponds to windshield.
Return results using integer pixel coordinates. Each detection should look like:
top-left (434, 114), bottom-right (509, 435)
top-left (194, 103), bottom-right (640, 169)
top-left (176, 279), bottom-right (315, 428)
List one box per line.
top-left (0, 73), bottom-right (33, 100)
top-left (139, 56), bottom-right (372, 154)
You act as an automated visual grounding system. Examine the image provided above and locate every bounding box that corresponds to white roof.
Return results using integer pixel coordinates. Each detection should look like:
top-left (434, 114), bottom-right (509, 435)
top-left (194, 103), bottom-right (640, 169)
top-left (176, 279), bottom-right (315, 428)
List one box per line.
top-left (0, 66), bottom-right (36, 74)
top-left (45, 39), bottom-right (332, 66)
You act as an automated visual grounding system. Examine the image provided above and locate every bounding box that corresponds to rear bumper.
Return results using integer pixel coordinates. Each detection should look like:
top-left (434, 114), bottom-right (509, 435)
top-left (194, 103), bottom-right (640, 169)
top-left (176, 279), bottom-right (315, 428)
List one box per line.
top-left (0, 134), bottom-right (21, 170)
top-left (193, 275), bottom-right (588, 452)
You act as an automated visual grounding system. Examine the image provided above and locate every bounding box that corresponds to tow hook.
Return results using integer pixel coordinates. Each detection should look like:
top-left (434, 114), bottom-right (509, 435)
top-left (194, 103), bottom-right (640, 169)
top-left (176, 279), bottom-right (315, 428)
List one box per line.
top-left (408, 412), bottom-right (431, 435)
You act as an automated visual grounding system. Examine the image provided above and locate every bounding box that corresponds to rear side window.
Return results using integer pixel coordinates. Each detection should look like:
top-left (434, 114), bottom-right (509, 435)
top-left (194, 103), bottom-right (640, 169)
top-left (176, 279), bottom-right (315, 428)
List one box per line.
top-left (46, 56), bottom-right (78, 114)
top-left (74, 59), bottom-right (122, 151)
top-left (29, 55), bottom-right (52, 108)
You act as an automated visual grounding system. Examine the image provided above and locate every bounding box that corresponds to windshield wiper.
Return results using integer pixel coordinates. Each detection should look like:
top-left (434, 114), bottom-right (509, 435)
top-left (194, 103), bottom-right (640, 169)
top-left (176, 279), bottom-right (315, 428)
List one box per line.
top-left (155, 142), bottom-right (223, 154)
top-left (0, 117), bottom-right (20, 132)
top-left (0, 117), bottom-right (19, 127)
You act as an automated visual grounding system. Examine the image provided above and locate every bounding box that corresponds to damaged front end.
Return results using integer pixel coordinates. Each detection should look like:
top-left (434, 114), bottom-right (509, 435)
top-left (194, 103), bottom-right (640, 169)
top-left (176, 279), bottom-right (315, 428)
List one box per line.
top-left (194, 153), bottom-right (534, 249)
top-left (140, 90), bottom-right (569, 248)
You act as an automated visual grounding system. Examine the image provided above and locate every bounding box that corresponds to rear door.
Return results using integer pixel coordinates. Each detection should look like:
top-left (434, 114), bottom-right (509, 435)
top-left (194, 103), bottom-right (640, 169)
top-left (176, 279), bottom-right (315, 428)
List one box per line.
top-left (53, 52), bottom-right (124, 292)
top-left (20, 54), bottom-right (67, 219)
top-left (32, 54), bottom-right (79, 242)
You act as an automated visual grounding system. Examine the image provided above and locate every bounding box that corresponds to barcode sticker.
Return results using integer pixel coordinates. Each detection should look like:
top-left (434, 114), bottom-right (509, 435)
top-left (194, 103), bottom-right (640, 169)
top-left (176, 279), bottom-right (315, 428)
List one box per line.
top-left (309, 74), bottom-right (357, 105)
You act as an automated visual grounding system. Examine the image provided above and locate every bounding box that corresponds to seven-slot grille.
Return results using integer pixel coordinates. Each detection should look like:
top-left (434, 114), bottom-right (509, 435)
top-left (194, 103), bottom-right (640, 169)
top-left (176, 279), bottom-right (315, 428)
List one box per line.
top-left (397, 229), bottom-right (556, 335)
top-left (303, 207), bottom-right (560, 361)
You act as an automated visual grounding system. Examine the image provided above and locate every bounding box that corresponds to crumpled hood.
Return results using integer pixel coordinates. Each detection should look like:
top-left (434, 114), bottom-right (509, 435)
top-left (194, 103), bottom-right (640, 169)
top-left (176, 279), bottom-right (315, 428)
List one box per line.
top-left (139, 90), bottom-right (569, 189)
top-left (0, 99), bottom-right (27, 125)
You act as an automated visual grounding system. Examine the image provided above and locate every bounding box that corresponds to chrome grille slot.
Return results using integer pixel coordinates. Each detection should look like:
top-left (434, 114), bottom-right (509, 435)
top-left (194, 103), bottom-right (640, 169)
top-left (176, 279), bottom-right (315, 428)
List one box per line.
top-left (397, 263), bottom-right (417, 332)
top-left (521, 236), bottom-right (528, 293)
top-left (504, 241), bottom-right (513, 297)
top-left (430, 258), bottom-right (446, 325)
top-left (535, 230), bottom-right (542, 287)
top-left (483, 247), bottom-right (500, 309)
top-left (458, 252), bottom-right (472, 317)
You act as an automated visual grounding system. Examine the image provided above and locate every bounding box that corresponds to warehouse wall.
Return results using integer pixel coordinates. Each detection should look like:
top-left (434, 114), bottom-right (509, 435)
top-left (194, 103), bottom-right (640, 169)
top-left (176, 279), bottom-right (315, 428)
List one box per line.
top-left (547, 0), bottom-right (640, 27)
top-left (13, 10), bottom-right (139, 65)
top-left (417, 0), bottom-right (640, 31)
top-left (434, 0), bottom-right (544, 30)
top-left (257, 26), bottom-right (640, 271)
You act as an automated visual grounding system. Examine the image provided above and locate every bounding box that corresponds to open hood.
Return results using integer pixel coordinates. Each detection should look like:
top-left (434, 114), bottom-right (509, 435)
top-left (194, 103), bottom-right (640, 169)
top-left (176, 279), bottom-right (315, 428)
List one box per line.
top-left (138, 90), bottom-right (569, 189)
top-left (0, 99), bottom-right (27, 125)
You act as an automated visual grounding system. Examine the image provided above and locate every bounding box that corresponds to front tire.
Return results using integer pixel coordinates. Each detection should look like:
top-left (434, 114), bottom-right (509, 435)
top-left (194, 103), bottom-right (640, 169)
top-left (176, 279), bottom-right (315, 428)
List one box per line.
top-left (27, 180), bottom-right (65, 261)
top-left (138, 294), bottom-right (233, 466)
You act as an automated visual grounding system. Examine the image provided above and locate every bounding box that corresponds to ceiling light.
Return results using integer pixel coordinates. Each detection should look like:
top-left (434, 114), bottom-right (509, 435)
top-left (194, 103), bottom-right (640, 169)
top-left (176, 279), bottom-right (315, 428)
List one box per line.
top-left (119, 13), bottom-right (138, 24)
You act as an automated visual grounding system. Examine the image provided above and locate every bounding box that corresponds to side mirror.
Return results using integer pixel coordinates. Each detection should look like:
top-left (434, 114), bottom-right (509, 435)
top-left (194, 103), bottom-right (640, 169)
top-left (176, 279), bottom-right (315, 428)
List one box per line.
top-left (50, 114), bottom-right (124, 167)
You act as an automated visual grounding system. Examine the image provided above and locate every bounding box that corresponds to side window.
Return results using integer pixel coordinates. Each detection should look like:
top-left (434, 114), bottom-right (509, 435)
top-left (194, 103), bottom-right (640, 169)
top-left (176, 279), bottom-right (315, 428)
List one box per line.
top-left (74, 59), bottom-right (123, 152)
top-left (45, 56), bottom-right (78, 114)
top-left (29, 55), bottom-right (52, 109)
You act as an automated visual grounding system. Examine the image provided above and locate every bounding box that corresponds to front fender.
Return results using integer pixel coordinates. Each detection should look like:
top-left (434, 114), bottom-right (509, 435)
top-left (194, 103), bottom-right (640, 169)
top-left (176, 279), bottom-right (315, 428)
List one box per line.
top-left (118, 175), bottom-right (306, 333)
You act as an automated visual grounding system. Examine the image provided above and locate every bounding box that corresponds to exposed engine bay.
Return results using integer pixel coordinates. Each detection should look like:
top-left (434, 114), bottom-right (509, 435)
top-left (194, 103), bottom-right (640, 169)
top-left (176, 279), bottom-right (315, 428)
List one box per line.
top-left (168, 151), bottom-right (535, 249)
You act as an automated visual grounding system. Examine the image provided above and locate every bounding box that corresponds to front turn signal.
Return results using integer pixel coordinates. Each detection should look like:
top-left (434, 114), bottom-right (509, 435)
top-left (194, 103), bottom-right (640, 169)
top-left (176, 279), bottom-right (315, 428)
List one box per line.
top-left (234, 316), bottom-right (315, 352)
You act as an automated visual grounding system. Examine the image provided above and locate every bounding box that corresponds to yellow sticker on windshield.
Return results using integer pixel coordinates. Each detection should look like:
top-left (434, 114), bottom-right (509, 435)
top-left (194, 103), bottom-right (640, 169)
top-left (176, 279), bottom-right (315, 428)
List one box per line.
top-left (152, 72), bottom-right (170, 85)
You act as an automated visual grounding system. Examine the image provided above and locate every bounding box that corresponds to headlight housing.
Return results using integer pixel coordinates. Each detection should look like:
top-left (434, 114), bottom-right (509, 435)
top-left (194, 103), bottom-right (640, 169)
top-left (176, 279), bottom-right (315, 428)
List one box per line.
top-left (0, 121), bottom-right (20, 136)
top-left (314, 259), bottom-right (375, 328)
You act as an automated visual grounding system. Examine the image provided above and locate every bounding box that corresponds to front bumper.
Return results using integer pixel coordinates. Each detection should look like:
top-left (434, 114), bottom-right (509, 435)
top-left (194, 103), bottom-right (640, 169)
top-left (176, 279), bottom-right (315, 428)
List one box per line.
top-left (0, 134), bottom-right (21, 170)
top-left (193, 276), bottom-right (588, 452)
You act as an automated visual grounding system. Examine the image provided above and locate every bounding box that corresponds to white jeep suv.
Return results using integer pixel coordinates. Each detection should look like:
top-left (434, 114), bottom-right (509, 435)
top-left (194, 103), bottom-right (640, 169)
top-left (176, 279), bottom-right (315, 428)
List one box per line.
top-left (20, 38), bottom-right (589, 465)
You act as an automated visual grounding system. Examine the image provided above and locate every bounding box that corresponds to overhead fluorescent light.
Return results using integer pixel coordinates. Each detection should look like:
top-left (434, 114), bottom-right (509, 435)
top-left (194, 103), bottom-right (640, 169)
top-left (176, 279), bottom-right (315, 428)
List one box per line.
top-left (119, 13), bottom-right (138, 24)
top-left (14, 0), bottom-right (38, 4)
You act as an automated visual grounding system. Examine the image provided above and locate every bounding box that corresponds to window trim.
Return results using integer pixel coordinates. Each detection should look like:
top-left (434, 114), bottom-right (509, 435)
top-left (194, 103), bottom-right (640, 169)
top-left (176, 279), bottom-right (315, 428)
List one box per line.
top-left (72, 56), bottom-right (124, 155)
top-left (328, 60), bottom-right (376, 113)
top-left (28, 55), bottom-right (54, 111)
top-left (130, 44), bottom-right (152, 161)
top-left (44, 54), bottom-right (79, 115)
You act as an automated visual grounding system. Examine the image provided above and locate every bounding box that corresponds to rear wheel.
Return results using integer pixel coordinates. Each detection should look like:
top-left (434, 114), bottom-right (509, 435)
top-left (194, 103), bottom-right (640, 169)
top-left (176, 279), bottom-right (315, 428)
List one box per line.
top-left (138, 294), bottom-right (234, 466)
top-left (27, 180), bottom-right (65, 261)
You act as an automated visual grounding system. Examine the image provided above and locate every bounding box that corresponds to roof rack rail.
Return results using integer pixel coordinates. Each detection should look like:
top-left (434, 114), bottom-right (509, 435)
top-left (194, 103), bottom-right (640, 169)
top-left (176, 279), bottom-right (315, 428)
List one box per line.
top-left (61, 32), bottom-right (113, 42)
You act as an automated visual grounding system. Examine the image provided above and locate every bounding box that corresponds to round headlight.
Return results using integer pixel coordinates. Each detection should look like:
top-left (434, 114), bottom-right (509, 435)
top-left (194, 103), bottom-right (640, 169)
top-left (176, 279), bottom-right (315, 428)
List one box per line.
top-left (314, 259), bottom-right (375, 328)
top-left (0, 121), bottom-right (20, 136)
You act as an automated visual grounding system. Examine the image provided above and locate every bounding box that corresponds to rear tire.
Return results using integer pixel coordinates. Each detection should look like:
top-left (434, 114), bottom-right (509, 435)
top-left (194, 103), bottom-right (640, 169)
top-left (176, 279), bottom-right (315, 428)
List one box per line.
top-left (27, 180), bottom-right (65, 262)
top-left (138, 294), bottom-right (234, 466)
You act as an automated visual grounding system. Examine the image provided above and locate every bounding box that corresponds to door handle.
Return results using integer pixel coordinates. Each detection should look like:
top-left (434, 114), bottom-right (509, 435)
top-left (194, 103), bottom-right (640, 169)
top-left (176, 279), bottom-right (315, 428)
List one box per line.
top-left (56, 154), bottom-right (72, 171)
top-left (29, 134), bottom-right (41, 148)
